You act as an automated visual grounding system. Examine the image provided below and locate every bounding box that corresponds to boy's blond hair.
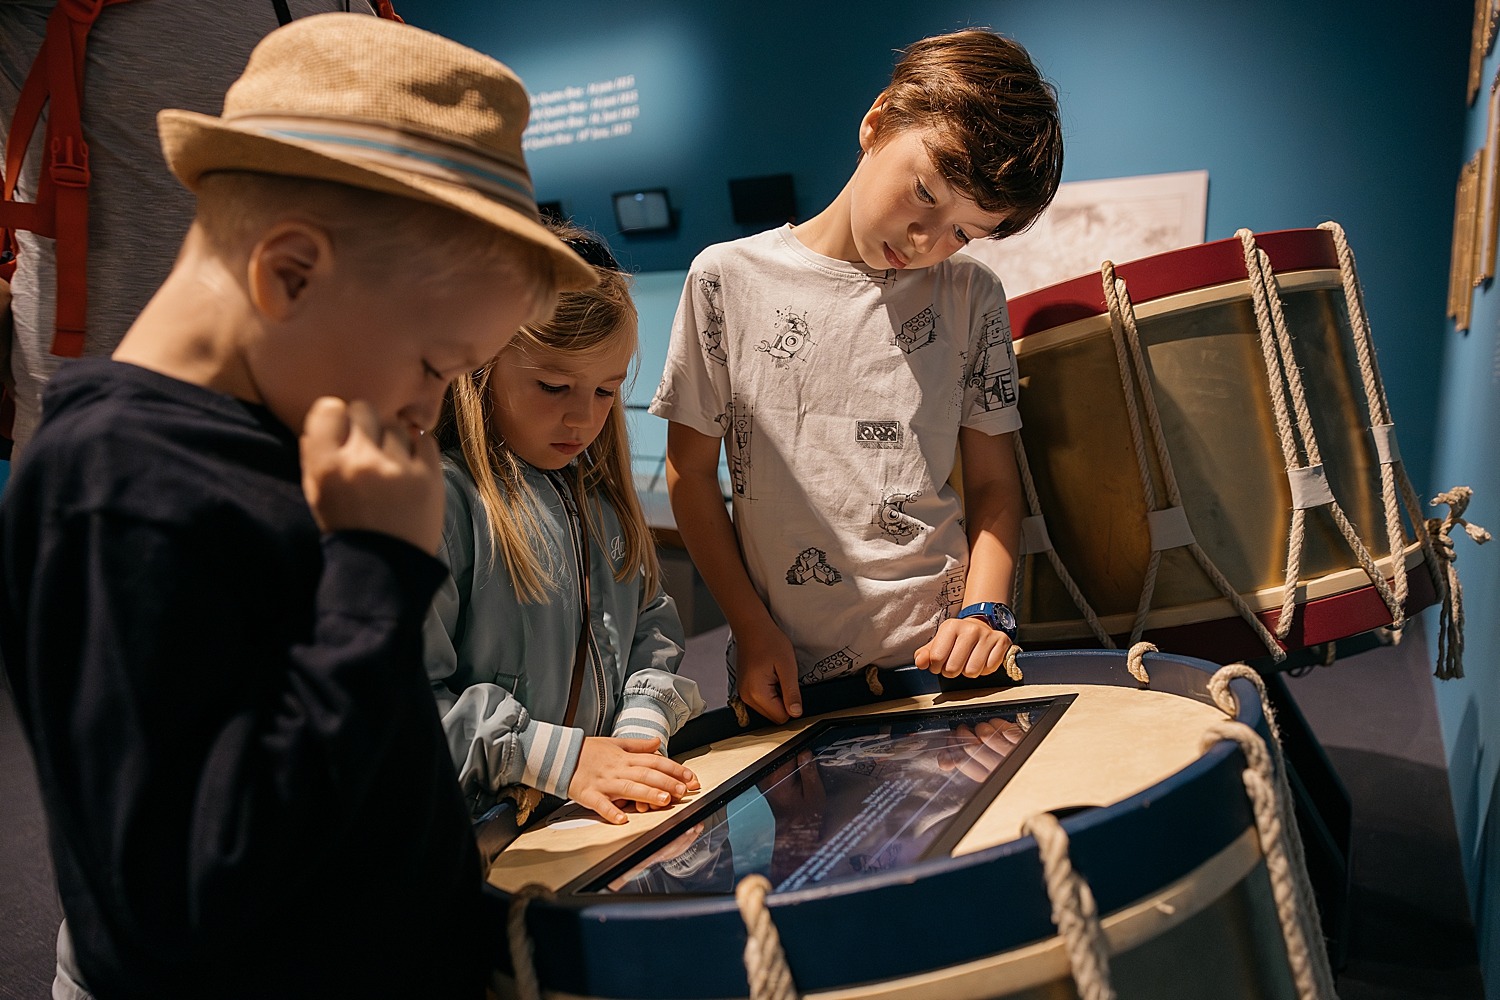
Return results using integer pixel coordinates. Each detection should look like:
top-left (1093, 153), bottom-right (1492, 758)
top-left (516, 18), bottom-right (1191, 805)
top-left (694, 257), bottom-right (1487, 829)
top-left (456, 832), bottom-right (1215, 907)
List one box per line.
top-left (870, 28), bottom-right (1064, 238)
top-left (437, 224), bottom-right (659, 605)
top-left (194, 171), bottom-right (559, 311)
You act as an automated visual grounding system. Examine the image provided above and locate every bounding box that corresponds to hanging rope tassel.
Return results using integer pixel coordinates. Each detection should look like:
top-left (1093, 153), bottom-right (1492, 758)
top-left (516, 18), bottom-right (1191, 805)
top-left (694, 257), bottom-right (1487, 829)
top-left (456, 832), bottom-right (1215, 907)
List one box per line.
top-left (1022, 812), bottom-right (1117, 1000)
top-left (1427, 486), bottom-right (1491, 680)
top-left (735, 874), bottom-right (799, 1000)
top-left (1207, 665), bottom-right (1339, 1000)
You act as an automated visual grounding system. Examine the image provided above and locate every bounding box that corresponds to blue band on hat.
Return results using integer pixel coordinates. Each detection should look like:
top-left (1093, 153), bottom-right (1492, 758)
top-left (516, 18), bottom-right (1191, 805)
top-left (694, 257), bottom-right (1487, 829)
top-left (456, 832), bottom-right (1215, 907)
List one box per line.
top-left (266, 126), bottom-right (535, 203)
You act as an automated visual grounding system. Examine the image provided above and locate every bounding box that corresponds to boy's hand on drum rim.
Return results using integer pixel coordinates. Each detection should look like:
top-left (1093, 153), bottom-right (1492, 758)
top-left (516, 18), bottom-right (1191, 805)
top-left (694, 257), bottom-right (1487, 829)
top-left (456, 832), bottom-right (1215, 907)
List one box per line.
top-left (735, 625), bottom-right (803, 724)
top-left (915, 616), bottom-right (1014, 678)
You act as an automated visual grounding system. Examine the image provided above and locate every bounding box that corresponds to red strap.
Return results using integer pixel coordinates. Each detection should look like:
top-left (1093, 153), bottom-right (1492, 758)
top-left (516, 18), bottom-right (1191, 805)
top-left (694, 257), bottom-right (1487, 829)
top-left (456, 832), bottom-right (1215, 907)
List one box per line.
top-left (45, 2), bottom-right (98, 357)
top-left (0, 0), bottom-right (131, 359)
top-left (5, 0), bottom-right (395, 360)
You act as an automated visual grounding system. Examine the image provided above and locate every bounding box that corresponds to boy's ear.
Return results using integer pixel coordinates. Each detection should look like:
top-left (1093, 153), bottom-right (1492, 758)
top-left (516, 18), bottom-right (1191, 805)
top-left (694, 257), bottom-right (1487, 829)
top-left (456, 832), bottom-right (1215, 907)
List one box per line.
top-left (858, 96), bottom-right (888, 152)
top-left (247, 222), bottom-right (333, 321)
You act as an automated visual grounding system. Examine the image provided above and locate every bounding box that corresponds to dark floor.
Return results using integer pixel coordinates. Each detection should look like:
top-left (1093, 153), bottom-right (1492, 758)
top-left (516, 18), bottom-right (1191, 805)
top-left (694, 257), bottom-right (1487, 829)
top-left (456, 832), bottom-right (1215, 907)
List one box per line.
top-left (1279, 623), bottom-right (1486, 999)
top-left (0, 620), bottom-right (1485, 998)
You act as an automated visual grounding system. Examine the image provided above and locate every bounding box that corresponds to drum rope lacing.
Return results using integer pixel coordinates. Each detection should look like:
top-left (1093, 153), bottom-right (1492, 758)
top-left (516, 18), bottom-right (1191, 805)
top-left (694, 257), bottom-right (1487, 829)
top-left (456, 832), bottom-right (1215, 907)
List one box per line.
top-left (506, 882), bottom-right (556, 1000)
top-left (1207, 664), bottom-right (1339, 1000)
top-left (735, 874), bottom-right (799, 1000)
top-left (1013, 435), bottom-right (1117, 648)
top-left (1317, 223), bottom-right (1429, 617)
top-left (1318, 222), bottom-right (1489, 679)
top-left (1098, 260), bottom-right (1287, 660)
top-left (1237, 228), bottom-right (1405, 646)
top-left (1021, 812), bottom-right (1117, 1000)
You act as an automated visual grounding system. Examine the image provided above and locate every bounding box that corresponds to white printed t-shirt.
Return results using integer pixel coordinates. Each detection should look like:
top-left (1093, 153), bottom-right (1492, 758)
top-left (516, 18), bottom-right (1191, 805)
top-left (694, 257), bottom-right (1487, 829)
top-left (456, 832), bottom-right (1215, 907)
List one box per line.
top-left (649, 225), bottom-right (1021, 683)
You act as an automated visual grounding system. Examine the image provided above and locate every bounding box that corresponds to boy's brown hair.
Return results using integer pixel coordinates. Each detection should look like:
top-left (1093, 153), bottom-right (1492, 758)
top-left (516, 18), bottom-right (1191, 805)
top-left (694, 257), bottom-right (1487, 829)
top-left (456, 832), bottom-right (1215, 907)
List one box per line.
top-left (870, 28), bottom-right (1064, 238)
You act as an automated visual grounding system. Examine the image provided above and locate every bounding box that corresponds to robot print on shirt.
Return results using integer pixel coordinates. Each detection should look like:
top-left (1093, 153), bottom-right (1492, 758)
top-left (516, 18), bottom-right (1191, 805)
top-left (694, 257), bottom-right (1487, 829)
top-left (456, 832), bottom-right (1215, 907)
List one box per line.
top-left (786, 547), bottom-right (842, 586)
top-left (894, 305), bottom-right (938, 354)
top-left (873, 489), bottom-right (924, 543)
top-left (932, 567), bottom-right (966, 626)
top-left (965, 307), bottom-right (1019, 412)
top-left (855, 420), bottom-right (904, 450)
top-left (805, 646), bottom-right (859, 684)
top-left (716, 394), bottom-right (754, 499)
top-left (698, 272), bottom-right (728, 366)
top-left (756, 307), bottom-right (814, 368)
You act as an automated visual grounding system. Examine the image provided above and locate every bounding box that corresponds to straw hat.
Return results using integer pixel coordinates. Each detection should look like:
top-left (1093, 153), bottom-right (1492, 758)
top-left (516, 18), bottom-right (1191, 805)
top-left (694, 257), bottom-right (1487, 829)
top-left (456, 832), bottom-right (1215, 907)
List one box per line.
top-left (158, 13), bottom-right (595, 290)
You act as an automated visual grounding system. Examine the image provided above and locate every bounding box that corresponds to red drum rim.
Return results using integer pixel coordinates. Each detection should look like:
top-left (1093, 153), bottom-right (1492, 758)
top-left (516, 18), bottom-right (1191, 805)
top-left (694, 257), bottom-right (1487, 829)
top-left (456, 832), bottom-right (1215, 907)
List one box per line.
top-left (1007, 228), bottom-right (1339, 340)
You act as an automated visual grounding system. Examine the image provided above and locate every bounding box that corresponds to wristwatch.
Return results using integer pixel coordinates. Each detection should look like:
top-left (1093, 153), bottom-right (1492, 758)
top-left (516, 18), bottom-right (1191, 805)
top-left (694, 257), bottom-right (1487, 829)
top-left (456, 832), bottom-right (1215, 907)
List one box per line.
top-left (956, 601), bottom-right (1018, 640)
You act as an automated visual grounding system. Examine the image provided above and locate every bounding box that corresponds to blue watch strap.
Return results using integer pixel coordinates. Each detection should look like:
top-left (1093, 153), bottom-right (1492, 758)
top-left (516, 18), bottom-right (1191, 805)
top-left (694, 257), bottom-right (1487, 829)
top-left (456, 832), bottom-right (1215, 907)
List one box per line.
top-left (956, 601), bottom-right (1018, 639)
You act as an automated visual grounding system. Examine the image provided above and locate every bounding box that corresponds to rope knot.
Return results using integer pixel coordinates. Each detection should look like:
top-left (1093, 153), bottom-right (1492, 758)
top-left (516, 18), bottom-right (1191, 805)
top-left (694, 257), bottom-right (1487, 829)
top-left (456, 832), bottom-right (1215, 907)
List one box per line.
top-left (1427, 485), bottom-right (1489, 680)
top-left (1125, 641), bottom-right (1155, 685)
top-left (1428, 486), bottom-right (1491, 562)
top-left (1004, 642), bottom-right (1024, 681)
top-left (729, 693), bottom-right (750, 729)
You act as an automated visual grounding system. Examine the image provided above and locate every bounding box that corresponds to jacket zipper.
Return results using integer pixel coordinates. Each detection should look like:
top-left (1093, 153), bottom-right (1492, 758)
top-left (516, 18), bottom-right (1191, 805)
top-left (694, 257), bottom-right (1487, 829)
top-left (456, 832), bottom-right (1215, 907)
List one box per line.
top-left (545, 471), bottom-right (609, 736)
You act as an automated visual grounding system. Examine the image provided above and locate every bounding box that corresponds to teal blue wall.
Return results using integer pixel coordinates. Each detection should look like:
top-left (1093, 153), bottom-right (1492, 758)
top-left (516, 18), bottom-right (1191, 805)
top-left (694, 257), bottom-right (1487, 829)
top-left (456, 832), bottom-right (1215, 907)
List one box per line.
top-left (399, 0), bottom-right (1468, 501)
top-left (396, 3), bottom-right (1495, 983)
top-left (1439, 30), bottom-right (1500, 992)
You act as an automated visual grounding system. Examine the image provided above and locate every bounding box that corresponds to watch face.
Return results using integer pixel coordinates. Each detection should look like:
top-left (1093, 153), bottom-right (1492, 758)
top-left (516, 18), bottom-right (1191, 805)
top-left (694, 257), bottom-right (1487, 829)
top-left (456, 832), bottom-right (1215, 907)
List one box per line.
top-left (994, 604), bottom-right (1017, 632)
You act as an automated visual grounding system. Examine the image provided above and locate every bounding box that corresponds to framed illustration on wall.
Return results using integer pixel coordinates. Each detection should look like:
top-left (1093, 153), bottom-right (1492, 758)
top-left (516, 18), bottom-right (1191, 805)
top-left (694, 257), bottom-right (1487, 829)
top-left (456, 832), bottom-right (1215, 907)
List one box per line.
top-left (1469, 0), bottom-right (1498, 106)
top-left (1449, 151), bottom-right (1482, 332)
top-left (1477, 72), bottom-right (1500, 287)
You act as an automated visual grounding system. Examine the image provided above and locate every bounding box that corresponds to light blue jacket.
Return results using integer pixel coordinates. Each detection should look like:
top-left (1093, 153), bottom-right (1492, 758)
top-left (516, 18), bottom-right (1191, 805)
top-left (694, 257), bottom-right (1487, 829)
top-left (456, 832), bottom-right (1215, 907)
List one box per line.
top-left (424, 456), bottom-right (704, 814)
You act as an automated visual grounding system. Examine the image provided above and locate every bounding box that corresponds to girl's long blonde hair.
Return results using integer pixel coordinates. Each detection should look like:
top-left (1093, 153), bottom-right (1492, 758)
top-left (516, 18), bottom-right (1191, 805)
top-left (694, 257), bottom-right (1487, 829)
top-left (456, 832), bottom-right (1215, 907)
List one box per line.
top-left (436, 223), bottom-right (660, 605)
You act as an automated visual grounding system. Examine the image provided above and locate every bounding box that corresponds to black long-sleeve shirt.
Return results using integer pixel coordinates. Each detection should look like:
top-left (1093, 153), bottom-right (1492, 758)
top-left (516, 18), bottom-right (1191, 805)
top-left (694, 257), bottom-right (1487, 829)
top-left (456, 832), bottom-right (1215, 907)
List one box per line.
top-left (0, 360), bottom-right (490, 998)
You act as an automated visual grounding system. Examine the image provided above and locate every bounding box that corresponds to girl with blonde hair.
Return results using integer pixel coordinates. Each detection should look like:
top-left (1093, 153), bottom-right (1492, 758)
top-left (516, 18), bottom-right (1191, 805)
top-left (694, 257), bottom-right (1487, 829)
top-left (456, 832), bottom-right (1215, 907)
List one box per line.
top-left (426, 223), bottom-right (703, 825)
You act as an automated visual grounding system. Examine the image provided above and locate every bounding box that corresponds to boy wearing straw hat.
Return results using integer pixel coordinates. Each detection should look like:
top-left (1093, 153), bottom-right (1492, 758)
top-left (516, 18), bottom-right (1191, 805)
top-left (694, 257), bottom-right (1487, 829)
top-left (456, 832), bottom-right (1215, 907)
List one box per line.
top-left (0, 14), bottom-right (594, 999)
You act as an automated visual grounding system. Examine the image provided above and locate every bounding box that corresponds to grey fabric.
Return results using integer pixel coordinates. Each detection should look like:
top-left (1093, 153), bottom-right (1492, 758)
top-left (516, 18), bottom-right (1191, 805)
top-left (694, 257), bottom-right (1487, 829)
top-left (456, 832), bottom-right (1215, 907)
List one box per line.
top-left (0, 0), bottom-right (375, 453)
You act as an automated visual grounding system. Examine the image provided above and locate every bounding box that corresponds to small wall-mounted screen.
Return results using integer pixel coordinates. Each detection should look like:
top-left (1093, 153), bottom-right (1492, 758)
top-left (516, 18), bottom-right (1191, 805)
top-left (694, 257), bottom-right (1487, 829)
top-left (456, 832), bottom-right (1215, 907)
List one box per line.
top-left (567, 696), bottom-right (1073, 896)
top-left (613, 189), bottom-right (673, 233)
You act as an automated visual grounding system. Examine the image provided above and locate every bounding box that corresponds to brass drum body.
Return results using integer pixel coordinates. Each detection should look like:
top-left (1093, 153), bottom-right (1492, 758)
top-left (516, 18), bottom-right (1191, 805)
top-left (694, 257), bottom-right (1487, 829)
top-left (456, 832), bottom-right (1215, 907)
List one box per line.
top-left (1007, 229), bottom-right (1436, 661)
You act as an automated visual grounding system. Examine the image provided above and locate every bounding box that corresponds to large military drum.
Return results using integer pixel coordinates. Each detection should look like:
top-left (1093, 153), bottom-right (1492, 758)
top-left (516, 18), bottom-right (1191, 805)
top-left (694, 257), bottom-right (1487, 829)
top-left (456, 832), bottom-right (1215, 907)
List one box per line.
top-left (1005, 226), bottom-right (1440, 663)
top-left (485, 649), bottom-right (1329, 999)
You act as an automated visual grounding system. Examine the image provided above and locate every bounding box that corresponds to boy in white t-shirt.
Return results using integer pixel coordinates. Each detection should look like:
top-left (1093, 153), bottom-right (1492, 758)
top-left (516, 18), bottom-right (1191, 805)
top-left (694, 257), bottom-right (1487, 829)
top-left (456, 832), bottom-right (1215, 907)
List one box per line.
top-left (650, 29), bottom-right (1063, 724)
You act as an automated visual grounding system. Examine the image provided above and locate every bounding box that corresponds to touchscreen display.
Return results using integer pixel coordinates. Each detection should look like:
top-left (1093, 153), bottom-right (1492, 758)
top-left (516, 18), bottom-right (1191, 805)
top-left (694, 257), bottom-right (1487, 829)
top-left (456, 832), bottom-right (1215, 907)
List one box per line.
top-left (570, 696), bottom-right (1072, 897)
